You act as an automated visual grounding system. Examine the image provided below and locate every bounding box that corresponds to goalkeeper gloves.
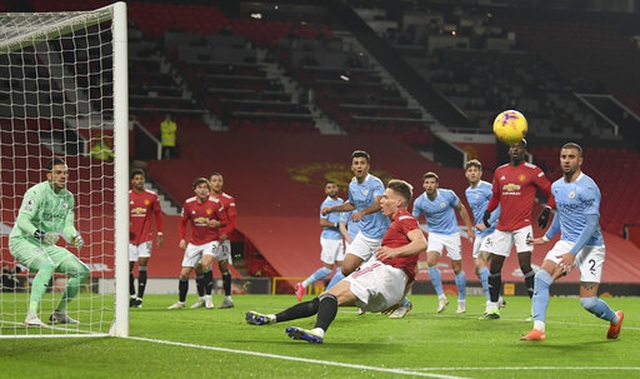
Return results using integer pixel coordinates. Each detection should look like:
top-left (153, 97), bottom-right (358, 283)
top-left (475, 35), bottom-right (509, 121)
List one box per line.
top-left (34, 230), bottom-right (59, 245)
top-left (483, 210), bottom-right (492, 228)
top-left (71, 233), bottom-right (84, 250)
top-left (537, 207), bottom-right (551, 229)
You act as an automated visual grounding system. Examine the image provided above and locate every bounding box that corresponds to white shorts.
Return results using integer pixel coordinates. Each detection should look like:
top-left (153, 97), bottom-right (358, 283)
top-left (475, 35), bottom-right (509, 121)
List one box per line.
top-left (346, 231), bottom-right (382, 262)
top-left (129, 241), bottom-right (152, 262)
top-left (182, 240), bottom-right (219, 268)
top-left (212, 239), bottom-right (232, 263)
top-left (485, 225), bottom-right (533, 257)
top-left (320, 238), bottom-right (345, 265)
top-left (472, 233), bottom-right (494, 259)
top-left (427, 232), bottom-right (462, 261)
top-left (344, 260), bottom-right (407, 313)
top-left (544, 240), bottom-right (605, 283)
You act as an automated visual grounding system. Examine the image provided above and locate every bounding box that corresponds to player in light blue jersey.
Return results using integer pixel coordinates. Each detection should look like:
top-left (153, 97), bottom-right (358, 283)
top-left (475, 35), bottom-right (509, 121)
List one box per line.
top-left (523, 143), bottom-right (623, 341)
top-left (326, 210), bottom-right (360, 289)
top-left (413, 172), bottom-right (474, 313)
top-left (295, 181), bottom-right (345, 300)
top-left (464, 160), bottom-right (505, 314)
top-left (9, 158), bottom-right (90, 327)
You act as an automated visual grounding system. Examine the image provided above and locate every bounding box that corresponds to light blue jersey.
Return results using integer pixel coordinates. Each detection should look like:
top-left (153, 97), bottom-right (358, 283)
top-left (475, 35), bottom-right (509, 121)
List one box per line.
top-left (548, 173), bottom-right (604, 247)
top-left (348, 174), bottom-right (390, 239)
top-left (465, 180), bottom-right (499, 237)
top-left (412, 188), bottom-right (460, 235)
top-left (340, 210), bottom-right (361, 240)
top-left (320, 196), bottom-right (344, 240)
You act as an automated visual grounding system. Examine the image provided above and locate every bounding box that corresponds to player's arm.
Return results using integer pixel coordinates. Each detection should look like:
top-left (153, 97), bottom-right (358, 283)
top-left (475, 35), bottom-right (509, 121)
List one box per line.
top-left (528, 211), bottom-right (560, 245)
top-left (534, 173), bottom-right (555, 227)
top-left (179, 209), bottom-right (188, 249)
top-left (153, 198), bottom-right (163, 247)
top-left (322, 201), bottom-right (355, 215)
top-left (375, 228), bottom-right (427, 260)
top-left (455, 201), bottom-right (475, 241)
top-left (320, 215), bottom-right (338, 229)
top-left (14, 189), bottom-right (41, 236)
top-left (351, 195), bottom-right (382, 222)
top-left (62, 196), bottom-right (83, 249)
top-left (222, 202), bottom-right (237, 236)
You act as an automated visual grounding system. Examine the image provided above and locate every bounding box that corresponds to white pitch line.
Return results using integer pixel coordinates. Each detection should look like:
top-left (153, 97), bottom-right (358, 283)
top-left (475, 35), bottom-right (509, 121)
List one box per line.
top-left (127, 336), bottom-right (471, 379)
top-left (409, 366), bottom-right (640, 372)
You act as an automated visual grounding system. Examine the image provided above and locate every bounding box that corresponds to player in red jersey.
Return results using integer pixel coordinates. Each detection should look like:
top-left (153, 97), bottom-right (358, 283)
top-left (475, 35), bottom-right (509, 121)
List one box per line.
top-left (245, 179), bottom-right (427, 344)
top-left (481, 139), bottom-right (555, 319)
top-left (129, 169), bottom-right (163, 308)
top-left (168, 178), bottom-right (223, 310)
top-left (193, 172), bottom-right (237, 309)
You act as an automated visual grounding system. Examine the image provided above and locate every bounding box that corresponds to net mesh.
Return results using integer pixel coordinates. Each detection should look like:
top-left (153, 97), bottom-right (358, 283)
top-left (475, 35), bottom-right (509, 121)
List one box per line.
top-left (0, 8), bottom-right (119, 337)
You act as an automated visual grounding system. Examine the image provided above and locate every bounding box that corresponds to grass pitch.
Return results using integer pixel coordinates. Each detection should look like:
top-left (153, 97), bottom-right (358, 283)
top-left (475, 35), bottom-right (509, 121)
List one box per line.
top-left (0, 294), bottom-right (638, 378)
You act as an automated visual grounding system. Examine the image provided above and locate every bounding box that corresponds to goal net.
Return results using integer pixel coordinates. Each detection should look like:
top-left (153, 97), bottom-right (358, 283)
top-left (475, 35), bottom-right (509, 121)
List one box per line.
top-left (0, 2), bottom-right (129, 338)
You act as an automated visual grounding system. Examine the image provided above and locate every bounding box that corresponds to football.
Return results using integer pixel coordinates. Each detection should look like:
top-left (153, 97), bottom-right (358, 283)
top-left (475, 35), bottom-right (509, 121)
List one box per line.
top-left (493, 109), bottom-right (528, 145)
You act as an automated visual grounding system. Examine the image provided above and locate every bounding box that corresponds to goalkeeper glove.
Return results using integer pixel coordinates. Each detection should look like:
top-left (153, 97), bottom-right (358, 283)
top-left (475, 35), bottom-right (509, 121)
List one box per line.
top-left (537, 207), bottom-right (551, 229)
top-left (71, 233), bottom-right (84, 250)
top-left (483, 210), bottom-right (492, 228)
top-left (34, 230), bottom-right (59, 245)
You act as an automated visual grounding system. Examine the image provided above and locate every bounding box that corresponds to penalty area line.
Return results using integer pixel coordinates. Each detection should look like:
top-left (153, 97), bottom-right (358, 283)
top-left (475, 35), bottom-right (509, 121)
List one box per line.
top-left (127, 336), bottom-right (471, 379)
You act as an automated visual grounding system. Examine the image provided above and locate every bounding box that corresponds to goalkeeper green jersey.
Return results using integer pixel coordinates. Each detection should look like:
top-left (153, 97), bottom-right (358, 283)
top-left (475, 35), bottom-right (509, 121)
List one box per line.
top-left (9, 181), bottom-right (77, 243)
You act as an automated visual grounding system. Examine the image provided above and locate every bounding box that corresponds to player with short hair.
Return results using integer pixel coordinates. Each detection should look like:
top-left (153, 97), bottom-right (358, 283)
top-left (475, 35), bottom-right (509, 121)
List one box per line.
top-left (522, 142), bottom-right (623, 341)
top-left (413, 172), bottom-right (475, 313)
top-left (464, 160), bottom-right (505, 313)
top-left (295, 181), bottom-right (345, 300)
top-left (168, 178), bottom-right (223, 310)
top-left (246, 179), bottom-right (426, 343)
top-left (192, 172), bottom-right (237, 309)
top-left (9, 158), bottom-right (90, 326)
top-left (128, 168), bottom-right (163, 308)
top-left (482, 139), bottom-right (555, 319)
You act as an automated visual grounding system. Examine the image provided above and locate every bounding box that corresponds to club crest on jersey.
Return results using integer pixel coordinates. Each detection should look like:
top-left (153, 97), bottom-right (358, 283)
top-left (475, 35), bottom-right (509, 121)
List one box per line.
top-left (569, 191), bottom-right (576, 199)
top-left (144, 199), bottom-right (150, 205)
top-left (518, 174), bottom-right (527, 182)
top-left (206, 208), bottom-right (213, 215)
top-left (62, 202), bottom-right (68, 209)
top-left (440, 202), bottom-right (446, 208)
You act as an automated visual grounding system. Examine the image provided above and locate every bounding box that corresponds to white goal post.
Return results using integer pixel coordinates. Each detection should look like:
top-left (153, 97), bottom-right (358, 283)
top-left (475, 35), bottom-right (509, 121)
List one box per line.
top-left (0, 2), bottom-right (129, 338)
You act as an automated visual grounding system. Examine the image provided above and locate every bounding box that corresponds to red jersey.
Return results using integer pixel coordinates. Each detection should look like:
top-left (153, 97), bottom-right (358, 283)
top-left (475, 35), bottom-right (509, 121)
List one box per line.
top-left (179, 196), bottom-right (223, 245)
top-left (380, 209), bottom-right (423, 281)
top-left (487, 162), bottom-right (555, 231)
top-left (212, 192), bottom-right (236, 236)
top-left (129, 189), bottom-right (163, 245)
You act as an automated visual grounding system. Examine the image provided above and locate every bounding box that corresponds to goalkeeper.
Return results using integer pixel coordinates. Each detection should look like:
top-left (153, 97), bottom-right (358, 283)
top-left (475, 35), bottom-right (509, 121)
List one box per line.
top-left (9, 158), bottom-right (90, 327)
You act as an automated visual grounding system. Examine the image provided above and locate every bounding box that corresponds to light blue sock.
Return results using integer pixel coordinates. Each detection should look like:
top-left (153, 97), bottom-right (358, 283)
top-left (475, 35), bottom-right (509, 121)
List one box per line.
top-left (532, 270), bottom-right (553, 322)
top-left (401, 297), bottom-right (410, 307)
top-left (580, 296), bottom-right (617, 322)
top-left (478, 266), bottom-right (490, 301)
top-left (429, 266), bottom-right (444, 297)
top-left (455, 271), bottom-right (466, 301)
top-left (302, 267), bottom-right (332, 287)
top-left (326, 267), bottom-right (344, 290)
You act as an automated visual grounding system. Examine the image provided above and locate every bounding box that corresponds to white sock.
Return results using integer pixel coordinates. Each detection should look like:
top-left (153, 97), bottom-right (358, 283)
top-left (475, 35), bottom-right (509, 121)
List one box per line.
top-left (533, 320), bottom-right (546, 332)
